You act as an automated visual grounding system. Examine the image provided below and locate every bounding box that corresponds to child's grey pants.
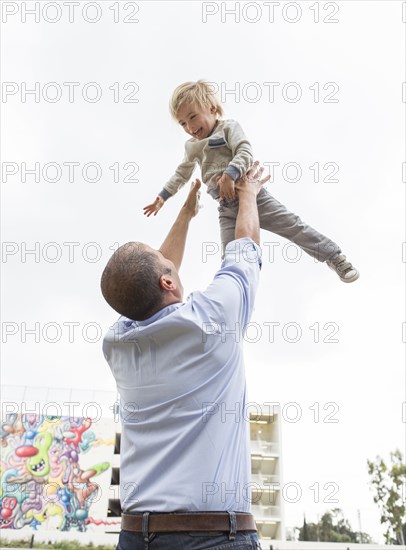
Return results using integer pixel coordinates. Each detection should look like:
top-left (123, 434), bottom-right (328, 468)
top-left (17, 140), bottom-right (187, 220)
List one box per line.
top-left (218, 187), bottom-right (341, 261)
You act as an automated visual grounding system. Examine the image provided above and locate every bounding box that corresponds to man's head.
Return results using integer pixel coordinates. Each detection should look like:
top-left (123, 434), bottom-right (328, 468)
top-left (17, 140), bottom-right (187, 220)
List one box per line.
top-left (100, 243), bottom-right (183, 321)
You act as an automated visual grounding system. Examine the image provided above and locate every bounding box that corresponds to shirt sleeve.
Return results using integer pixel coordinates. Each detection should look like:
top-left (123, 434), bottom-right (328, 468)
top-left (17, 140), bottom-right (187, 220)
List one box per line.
top-left (158, 148), bottom-right (198, 200)
top-left (201, 238), bottom-right (262, 332)
top-left (224, 121), bottom-right (254, 181)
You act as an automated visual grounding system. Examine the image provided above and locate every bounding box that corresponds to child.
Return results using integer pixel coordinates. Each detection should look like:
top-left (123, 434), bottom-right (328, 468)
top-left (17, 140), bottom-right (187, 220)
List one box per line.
top-left (144, 80), bottom-right (359, 283)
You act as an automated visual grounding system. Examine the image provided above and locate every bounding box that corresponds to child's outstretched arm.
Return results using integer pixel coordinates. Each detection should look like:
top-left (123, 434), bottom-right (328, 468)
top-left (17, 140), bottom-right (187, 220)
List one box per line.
top-left (143, 152), bottom-right (197, 217)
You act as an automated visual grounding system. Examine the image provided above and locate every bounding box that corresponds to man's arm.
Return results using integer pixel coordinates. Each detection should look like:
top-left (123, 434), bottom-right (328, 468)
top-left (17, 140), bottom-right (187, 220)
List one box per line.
top-left (158, 179), bottom-right (201, 271)
top-left (234, 162), bottom-right (268, 245)
top-left (199, 164), bottom-right (270, 330)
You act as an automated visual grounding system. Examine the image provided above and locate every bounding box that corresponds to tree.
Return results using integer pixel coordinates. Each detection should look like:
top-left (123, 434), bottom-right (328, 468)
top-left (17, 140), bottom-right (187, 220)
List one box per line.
top-left (297, 509), bottom-right (372, 542)
top-left (301, 516), bottom-right (309, 541)
top-left (367, 449), bottom-right (406, 545)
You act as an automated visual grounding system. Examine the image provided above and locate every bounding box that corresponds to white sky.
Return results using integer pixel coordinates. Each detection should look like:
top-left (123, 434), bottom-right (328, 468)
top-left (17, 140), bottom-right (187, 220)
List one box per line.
top-left (1, 0), bottom-right (405, 544)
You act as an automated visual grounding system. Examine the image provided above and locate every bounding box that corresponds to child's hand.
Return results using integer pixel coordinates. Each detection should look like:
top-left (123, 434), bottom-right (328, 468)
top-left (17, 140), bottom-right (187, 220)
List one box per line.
top-left (217, 173), bottom-right (236, 200)
top-left (143, 196), bottom-right (165, 217)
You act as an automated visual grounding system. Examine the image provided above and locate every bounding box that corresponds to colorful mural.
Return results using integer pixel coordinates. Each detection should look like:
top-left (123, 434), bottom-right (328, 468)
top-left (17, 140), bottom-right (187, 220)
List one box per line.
top-left (0, 414), bottom-right (117, 532)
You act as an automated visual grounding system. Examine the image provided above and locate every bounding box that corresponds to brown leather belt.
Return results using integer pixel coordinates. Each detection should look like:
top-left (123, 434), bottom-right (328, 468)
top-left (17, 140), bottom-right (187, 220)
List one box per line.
top-left (121, 512), bottom-right (256, 533)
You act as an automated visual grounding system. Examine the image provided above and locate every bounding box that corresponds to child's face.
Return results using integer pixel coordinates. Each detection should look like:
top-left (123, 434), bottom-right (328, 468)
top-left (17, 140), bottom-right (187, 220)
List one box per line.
top-left (176, 103), bottom-right (218, 140)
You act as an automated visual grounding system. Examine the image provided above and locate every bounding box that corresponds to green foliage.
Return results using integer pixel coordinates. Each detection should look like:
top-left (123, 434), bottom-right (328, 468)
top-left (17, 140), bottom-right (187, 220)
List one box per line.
top-left (298, 508), bottom-right (372, 543)
top-left (367, 448), bottom-right (406, 545)
top-left (301, 516), bottom-right (309, 541)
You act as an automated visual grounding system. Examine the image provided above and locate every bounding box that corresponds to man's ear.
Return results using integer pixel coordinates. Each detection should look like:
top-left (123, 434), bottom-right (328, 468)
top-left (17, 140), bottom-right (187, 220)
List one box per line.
top-left (159, 274), bottom-right (176, 291)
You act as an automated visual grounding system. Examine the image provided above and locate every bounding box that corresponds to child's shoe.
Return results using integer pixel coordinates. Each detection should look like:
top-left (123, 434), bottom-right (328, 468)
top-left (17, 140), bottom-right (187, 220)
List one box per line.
top-left (326, 253), bottom-right (360, 283)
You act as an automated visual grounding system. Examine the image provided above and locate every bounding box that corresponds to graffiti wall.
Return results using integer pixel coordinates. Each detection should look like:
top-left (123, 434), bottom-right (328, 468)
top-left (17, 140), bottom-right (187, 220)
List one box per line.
top-left (0, 414), bottom-right (117, 532)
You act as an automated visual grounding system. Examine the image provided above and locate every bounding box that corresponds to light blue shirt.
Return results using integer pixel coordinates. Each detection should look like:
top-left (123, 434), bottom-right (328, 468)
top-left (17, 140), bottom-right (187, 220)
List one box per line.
top-left (103, 238), bottom-right (261, 513)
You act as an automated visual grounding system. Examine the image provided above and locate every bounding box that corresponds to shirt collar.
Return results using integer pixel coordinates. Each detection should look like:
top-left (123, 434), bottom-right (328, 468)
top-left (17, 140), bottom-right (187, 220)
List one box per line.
top-left (133, 302), bottom-right (184, 328)
top-left (207, 119), bottom-right (220, 137)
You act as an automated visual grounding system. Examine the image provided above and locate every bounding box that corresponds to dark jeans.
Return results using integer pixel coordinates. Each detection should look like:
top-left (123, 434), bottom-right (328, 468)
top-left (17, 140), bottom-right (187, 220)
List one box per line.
top-left (117, 529), bottom-right (262, 549)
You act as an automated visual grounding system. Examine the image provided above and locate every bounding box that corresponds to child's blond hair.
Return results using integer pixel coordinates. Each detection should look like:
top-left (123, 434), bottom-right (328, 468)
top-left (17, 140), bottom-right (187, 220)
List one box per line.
top-left (169, 80), bottom-right (224, 120)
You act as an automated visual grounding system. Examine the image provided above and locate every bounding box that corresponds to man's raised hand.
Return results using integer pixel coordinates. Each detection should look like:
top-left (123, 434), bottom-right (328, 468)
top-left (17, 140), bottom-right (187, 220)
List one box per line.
top-left (235, 161), bottom-right (270, 197)
top-left (183, 179), bottom-right (202, 218)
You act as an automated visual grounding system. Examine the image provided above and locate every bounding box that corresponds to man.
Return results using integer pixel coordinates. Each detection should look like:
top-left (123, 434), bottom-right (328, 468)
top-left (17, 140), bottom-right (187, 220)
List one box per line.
top-left (101, 163), bottom-right (268, 549)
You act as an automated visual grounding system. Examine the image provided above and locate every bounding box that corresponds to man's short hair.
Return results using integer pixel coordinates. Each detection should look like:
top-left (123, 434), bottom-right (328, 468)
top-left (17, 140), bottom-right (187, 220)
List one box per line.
top-left (100, 242), bottom-right (170, 321)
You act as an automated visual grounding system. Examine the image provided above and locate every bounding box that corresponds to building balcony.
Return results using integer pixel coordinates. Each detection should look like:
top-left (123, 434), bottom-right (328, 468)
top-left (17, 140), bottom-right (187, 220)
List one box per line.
top-left (251, 504), bottom-right (281, 521)
top-left (250, 439), bottom-right (279, 456)
top-left (255, 518), bottom-right (280, 541)
top-left (250, 473), bottom-right (280, 487)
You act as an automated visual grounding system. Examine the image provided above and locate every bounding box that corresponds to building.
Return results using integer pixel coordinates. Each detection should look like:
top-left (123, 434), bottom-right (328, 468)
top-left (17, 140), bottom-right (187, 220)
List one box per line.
top-left (250, 409), bottom-right (284, 541)
top-left (1, 387), bottom-right (284, 544)
top-left (1, 389), bottom-right (399, 550)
